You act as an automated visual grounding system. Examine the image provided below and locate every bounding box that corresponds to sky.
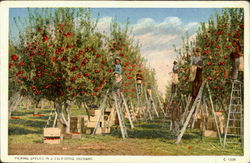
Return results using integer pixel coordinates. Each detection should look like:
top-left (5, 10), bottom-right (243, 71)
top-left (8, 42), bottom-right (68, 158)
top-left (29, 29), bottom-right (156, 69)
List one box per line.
top-left (9, 8), bottom-right (223, 96)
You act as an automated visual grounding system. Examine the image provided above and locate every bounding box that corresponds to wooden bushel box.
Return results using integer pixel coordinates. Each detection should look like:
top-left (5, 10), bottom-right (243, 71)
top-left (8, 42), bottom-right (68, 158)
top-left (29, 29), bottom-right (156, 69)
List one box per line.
top-left (215, 111), bottom-right (225, 134)
top-left (88, 109), bottom-right (95, 116)
top-left (206, 121), bottom-right (215, 130)
top-left (103, 127), bottom-right (111, 134)
top-left (89, 109), bottom-right (101, 116)
top-left (194, 119), bottom-right (202, 129)
top-left (86, 121), bottom-right (101, 128)
top-left (43, 128), bottom-right (61, 144)
top-left (104, 121), bottom-right (113, 128)
top-left (86, 128), bottom-right (103, 135)
top-left (64, 133), bottom-right (81, 139)
top-left (70, 116), bottom-right (79, 133)
top-left (203, 130), bottom-right (217, 137)
top-left (44, 138), bottom-right (61, 144)
top-left (89, 115), bottom-right (101, 122)
top-left (44, 128), bottom-right (61, 137)
top-left (105, 108), bottom-right (112, 113)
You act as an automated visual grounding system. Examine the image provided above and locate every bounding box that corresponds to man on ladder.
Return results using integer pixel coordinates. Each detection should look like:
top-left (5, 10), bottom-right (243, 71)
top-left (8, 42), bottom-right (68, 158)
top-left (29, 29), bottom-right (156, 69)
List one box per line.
top-left (190, 47), bottom-right (206, 100)
top-left (136, 70), bottom-right (143, 96)
top-left (171, 61), bottom-right (179, 94)
top-left (113, 57), bottom-right (122, 99)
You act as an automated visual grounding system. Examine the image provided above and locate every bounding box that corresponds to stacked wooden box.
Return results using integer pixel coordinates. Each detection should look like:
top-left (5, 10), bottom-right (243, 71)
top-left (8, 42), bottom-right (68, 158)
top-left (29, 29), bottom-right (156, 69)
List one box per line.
top-left (43, 128), bottom-right (61, 144)
top-left (203, 111), bottom-right (225, 137)
top-left (61, 116), bottom-right (85, 139)
top-left (64, 132), bottom-right (82, 139)
top-left (70, 116), bottom-right (85, 133)
top-left (85, 108), bottom-right (114, 135)
top-left (215, 111), bottom-right (225, 134)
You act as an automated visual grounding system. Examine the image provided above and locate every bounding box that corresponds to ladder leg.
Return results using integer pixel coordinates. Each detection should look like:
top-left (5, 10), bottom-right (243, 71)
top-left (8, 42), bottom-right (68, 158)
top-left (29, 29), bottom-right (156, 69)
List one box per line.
top-left (206, 83), bottom-right (223, 146)
top-left (92, 92), bottom-right (108, 135)
top-left (152, 99), bottom-right (159, 118)
top-left (224, 81), bottom-right (243, 146)
top-left (175, 82), bottom-right (205, 144)
top-left (121, 93), bottom-right (134, 129)
top-left (113, 92), bottom-right (128, 139)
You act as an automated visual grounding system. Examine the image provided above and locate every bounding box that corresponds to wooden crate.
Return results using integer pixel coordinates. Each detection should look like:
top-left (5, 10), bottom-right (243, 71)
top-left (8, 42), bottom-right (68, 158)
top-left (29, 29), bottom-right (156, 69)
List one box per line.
top-left (86, 121), bottom-right (101, 128)
top-left (203, 130), bottom-right (217, 137)
top-left (104, 121), bottom-right (113, 128)
top-left (194, 119), bottom-right (202, 129)
top-left (64, 133), bottom-right (81, 139)
top-left (70, 116), bottom-right (84, 133)
top-left (206, 121), bottom-right (216, 130)
top-left (44, 128), bottom-right (61, 137)
top-left (89, 109), bottom-right (101, 116)
top-left (89, 115), bottom-right (101, 122)
top-left (86, 127), bottom-right (107, 135)
top-left (43, 128), bottom-right (61, 144)
top-left (44, 138), bottom-right (60, 144)
top-left (105, 108), bottom-right (112, 113)
top-left (103, 127), bottom-right (111, 134)
top-left (83, 115), bottom-right (89, 121)
top-left (215, 111), bottom-right (225, 134)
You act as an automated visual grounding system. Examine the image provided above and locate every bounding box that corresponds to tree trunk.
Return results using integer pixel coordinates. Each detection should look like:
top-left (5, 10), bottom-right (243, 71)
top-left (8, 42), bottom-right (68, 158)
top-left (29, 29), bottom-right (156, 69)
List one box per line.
top-left (34, 101), bottom-right (39, 114)
top-left (55, 101), bottom-right (71, 134)
top-left (82, 102), bottom-right (90, 120)
top-left (8, 93), bottom-right (22, 117)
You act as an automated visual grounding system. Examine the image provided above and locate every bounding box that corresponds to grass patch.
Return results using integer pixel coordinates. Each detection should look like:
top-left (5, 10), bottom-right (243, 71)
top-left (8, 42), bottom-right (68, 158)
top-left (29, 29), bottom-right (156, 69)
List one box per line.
top-left (8, 109), bottom-right (243, 155)
top-left (9, 134), bottom-right (43, 144)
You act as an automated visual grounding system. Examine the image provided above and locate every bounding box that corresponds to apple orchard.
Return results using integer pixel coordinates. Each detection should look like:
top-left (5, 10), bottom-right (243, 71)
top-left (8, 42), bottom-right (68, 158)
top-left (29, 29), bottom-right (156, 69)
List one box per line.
top-left (9, 8), bottom-right (244, 127)
top-left (9, 8), bottom-right (157, 129)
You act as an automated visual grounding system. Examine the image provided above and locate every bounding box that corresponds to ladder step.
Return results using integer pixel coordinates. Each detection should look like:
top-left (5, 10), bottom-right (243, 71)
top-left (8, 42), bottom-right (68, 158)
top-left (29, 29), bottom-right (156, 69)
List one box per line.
top-left (229, 119), bottom-right (241, 121)
top-left (232, 97), bottom-right (241, 99)
top-left (226, 133), bottom-right (240, 136)
top-left (228, 126), bottom-right (241, 129)
top-left (226, 142), bottom-right (241, 144)
top-left (229, 112), bottom-right (242, 114)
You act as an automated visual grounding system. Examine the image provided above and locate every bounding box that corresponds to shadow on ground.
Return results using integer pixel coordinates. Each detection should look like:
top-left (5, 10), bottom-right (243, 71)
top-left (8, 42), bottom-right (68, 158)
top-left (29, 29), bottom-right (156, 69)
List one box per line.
top-left (9, 118), bottom-right (47, 135)
top-left (111, 120), bottom-right (202, 141)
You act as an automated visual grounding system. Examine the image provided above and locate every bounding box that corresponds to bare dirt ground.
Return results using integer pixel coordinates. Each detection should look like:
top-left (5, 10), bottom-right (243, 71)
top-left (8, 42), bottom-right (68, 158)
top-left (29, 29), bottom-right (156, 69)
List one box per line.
top-left (9, 139), bottom-right (167, 155)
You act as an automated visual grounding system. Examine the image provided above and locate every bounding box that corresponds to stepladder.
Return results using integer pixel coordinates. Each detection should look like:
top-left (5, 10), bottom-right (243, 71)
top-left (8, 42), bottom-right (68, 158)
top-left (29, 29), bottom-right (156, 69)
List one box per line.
top-left (175, 81), bottom-right (205, 144)
top-left (175, 81), bottom-right (223, 145)
top-left (153, 87), bottom-right (166, 117)
top-left (113, 92), bottom-right (128, 139)
top-left (224, 80), bottom-right (243, 146)
top-left (143, 89), bottom-right (153, 120)
top-left (92, 90), bottom-right (133, 139)
top-left (45, 108), bottom-right (57, 128)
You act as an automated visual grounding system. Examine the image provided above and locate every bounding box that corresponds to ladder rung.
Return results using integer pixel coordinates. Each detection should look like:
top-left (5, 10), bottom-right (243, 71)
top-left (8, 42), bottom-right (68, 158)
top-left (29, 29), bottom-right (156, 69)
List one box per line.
top-left (228, 126), bottom-right (241, 129)
top-left (226, 133), bottom-right (240, 136)
top-left (229, 112), bottom-right (242, 114)
top-left (229, 107), bottom-right (242, 109)
top-left (229, 119), bottom-right (241, 121)
top-left (225, 142), bottom-right (241, 144)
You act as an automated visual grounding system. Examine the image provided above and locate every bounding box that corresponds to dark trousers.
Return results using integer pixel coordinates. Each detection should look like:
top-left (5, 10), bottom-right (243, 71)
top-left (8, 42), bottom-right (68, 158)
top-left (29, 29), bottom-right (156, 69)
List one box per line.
top-left (137, 83), bottom-right (142, 95)
top-left (172, 84), bottom-right (177, 94)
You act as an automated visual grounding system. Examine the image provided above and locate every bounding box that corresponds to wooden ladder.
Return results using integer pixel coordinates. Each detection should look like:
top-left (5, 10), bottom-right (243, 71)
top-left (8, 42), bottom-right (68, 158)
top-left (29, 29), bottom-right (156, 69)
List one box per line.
top-left (175, 81), bottom-right (222, 145)
top-left (144, 88), bottom-right (153, 120)
top-left (175, 81), bottom-right (205, 144)
top-left (92, 90), bottom-right (109, 135)
top-left (223, 80), bottom-right (243, 147)
top-left (45, 106), bottom-right (57, 128)
top-left (113, 92), bottom-right (128, 139)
